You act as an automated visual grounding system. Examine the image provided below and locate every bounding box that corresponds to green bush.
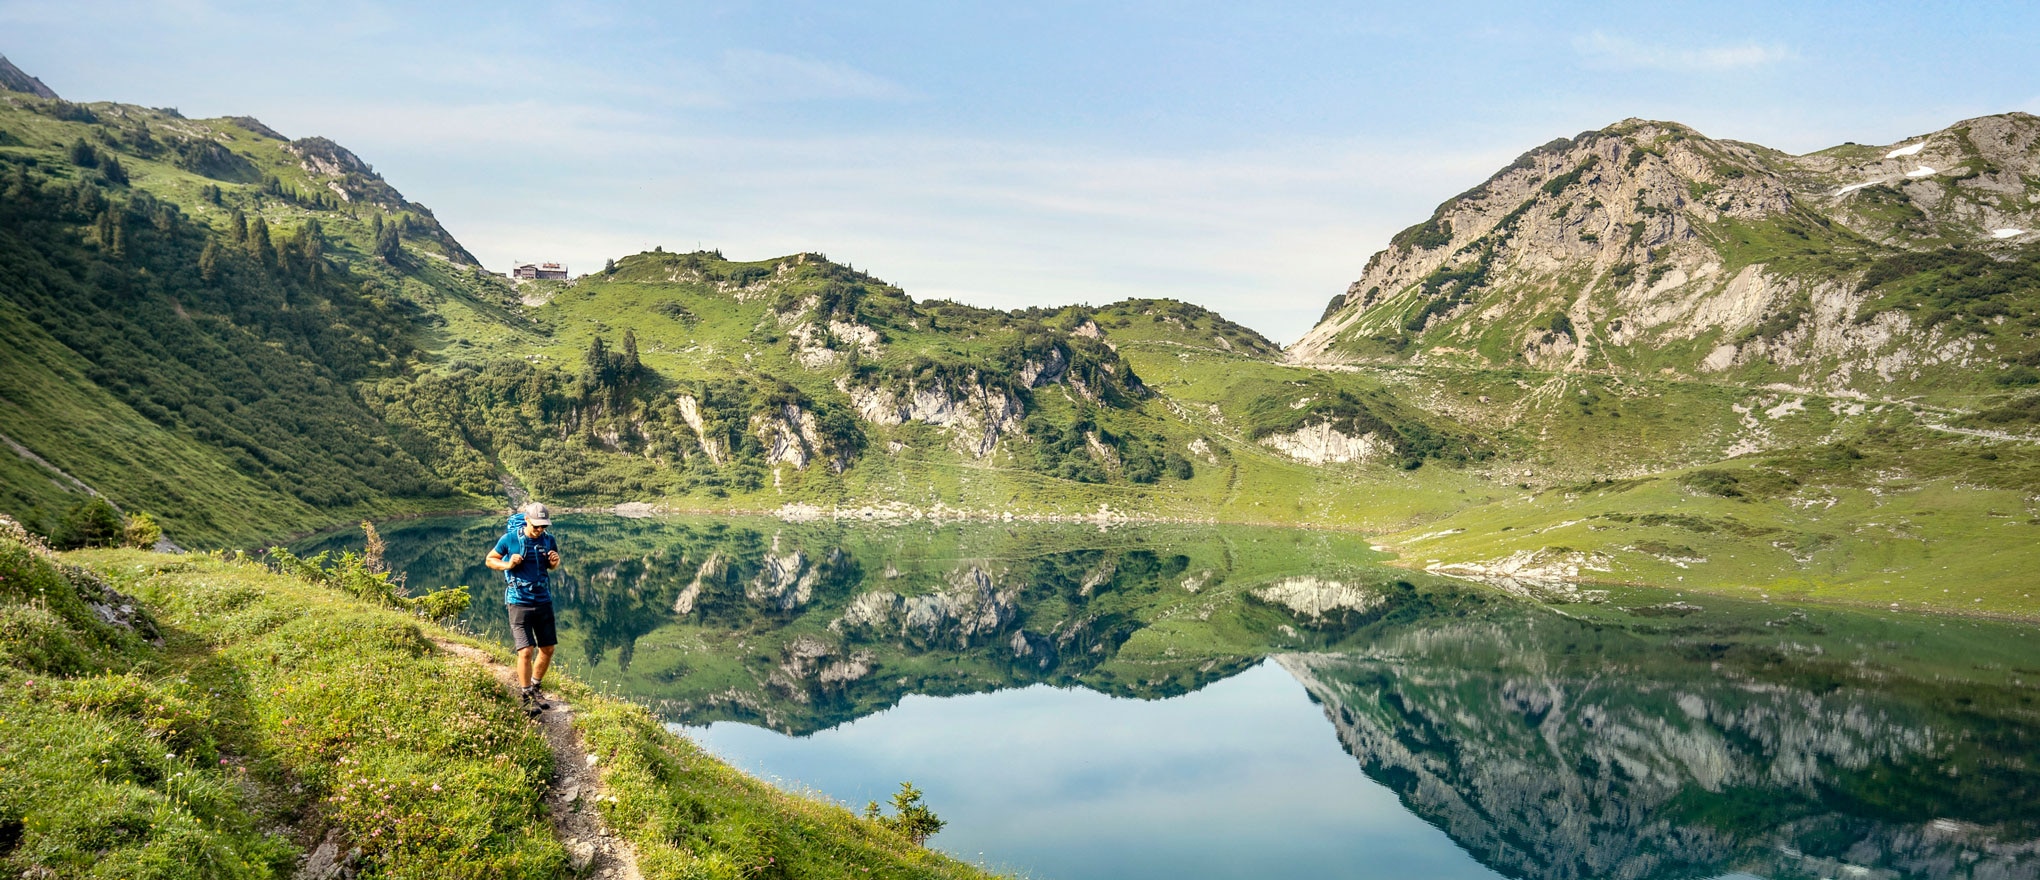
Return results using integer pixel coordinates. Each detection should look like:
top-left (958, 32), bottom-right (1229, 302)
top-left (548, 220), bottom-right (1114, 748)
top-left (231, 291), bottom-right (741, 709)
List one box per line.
top-left (121, 512), bottom-right (162, 549)
top-left (54, 498), bottom-right (123, 550)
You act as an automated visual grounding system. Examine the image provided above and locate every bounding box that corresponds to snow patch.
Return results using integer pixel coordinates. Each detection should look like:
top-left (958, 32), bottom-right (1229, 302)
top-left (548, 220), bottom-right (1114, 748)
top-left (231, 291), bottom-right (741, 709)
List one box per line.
top-left (1993, 228), bottom-right (2026, 239)
top-left (1905, 166), bottom-right (1937, 178)
top-left (1885, 143), bottom-right (1925, 158)
top-left (1834, 180), bottom-right (1879, 196)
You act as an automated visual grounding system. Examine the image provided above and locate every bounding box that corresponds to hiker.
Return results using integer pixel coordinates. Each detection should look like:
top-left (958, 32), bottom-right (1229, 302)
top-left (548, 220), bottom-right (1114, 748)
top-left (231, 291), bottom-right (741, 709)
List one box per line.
top-left (486, 501), bottom-right (561, 713)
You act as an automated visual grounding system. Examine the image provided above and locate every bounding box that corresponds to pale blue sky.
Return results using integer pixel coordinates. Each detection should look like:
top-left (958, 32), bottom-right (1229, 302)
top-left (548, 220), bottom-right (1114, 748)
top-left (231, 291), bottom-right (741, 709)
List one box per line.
top-left (8, 1), bottom-right (2038, 342)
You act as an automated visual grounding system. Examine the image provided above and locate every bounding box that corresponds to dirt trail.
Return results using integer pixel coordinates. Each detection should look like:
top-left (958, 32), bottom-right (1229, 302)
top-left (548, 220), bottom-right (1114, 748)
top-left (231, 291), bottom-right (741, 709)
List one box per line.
top-left (431, 638), bottom-right (643, 880)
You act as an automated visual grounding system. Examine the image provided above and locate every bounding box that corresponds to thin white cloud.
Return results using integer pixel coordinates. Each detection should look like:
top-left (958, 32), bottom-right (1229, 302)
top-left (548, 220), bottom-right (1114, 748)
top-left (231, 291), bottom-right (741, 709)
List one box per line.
top-left (714, 49), bottom-right (915, 103)
top-left (1574, 31), bottom-right (1794, 72)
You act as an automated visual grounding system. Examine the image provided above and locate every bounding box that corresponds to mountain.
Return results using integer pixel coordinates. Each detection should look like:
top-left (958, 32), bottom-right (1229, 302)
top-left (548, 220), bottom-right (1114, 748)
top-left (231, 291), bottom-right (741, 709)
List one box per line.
top-left (0, 56), bottom-right (57, 99)
top-left (0, 81), bottom-right (510, 544)
top-left (1291, 115), bottom-right (2040, 398)
top-left (0, 62), bottom-right (1487, 549)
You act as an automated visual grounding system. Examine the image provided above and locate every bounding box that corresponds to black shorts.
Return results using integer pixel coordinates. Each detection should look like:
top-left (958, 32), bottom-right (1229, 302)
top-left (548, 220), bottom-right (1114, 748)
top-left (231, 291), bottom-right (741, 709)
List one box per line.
top-left (507, 602), bottom-right (557, 651)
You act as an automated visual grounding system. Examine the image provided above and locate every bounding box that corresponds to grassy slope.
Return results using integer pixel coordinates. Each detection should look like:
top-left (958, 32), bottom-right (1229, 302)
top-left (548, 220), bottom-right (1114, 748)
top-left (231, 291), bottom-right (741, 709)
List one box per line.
top-left (0, 527), bottom-right (999, 879)
top-left (0, 96), bottom-right (511, 546)
top-left (0, 296), bottom-right (324, 545)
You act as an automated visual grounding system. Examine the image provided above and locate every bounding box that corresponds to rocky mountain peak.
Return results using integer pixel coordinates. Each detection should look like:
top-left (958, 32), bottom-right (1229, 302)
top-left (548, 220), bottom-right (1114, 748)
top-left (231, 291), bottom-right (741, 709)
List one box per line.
top-left (1289, 113), bottom-right (2040, 394)
top-left (1293, 119), bottom-right (1795, 365)
top-left (0, 56), bottom-right (58, 99)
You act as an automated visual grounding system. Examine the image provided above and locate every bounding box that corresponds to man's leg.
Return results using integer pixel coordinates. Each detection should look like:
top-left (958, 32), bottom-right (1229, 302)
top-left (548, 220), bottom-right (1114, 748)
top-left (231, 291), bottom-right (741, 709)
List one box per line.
top-left (515, 645), bottom-right (535, 688)
top-left (532, 644), bottom-right (555, 686)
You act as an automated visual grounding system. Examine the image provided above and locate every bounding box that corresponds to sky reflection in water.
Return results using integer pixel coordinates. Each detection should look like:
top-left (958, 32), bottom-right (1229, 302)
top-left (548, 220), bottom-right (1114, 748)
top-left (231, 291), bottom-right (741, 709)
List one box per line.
top-left (681, 660), bottom-right (1502, 880)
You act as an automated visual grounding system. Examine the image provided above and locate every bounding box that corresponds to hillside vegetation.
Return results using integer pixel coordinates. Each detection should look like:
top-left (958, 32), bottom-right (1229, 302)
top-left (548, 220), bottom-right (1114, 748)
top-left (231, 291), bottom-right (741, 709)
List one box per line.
top-left (0, 519), bottom-right (999, 879)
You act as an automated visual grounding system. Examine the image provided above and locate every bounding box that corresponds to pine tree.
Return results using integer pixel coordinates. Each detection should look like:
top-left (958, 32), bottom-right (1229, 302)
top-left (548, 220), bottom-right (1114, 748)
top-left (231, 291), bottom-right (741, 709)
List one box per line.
top-left (247, 215), bottom-right (274, 268)
top-left (101, 155), bottom-right (128, 186)
top-left (584, 336), bottom-right (610, 389)
top-left (603, 257), bottom-right (616, 273)
top-left (622, 329), bottom-right (641, 380)
top-left (862, 781), bottom-right (945, 846)
top-left (230, 208), bottom-right (247, 242)
top-left (373, 219), bottom-right (401, 262)
top-left (199, 240), bottom-right (222, 283)
top-left (67, 137), bottom-right (97, 168)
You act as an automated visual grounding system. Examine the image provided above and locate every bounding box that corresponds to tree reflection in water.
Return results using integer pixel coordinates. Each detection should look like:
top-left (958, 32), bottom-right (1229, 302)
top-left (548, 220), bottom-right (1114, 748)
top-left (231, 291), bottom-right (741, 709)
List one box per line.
top-left (304, 515), bottom-right (2040, 880)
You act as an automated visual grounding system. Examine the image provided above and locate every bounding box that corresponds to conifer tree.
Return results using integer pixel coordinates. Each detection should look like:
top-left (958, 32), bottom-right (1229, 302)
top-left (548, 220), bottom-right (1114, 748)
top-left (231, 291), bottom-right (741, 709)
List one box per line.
top-left (199, 240), bottom-right (222, 283)
top-left (622, 329), bottom-right (641, 380)
top-left (67, 137), bottom-right (97, 168)
top-left (584, 336), bottom-right (610, 390)
top-left (101, 155), bottom-right (128, 186)
top-left (247, 215), bottom-right (274, 268)
top-left (230, 208), bottom-right (247, 242)
top-left (373, 219), bottom-right (401, 262)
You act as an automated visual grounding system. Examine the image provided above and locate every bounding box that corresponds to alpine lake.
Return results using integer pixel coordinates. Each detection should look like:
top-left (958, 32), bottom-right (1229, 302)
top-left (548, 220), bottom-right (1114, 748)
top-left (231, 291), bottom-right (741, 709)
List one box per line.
top-left (299, 514), bottom-right (2040, 880)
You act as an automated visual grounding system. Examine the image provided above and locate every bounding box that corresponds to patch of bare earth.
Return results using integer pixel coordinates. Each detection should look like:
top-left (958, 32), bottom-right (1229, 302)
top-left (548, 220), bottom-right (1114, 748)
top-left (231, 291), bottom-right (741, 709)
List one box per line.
top-left (431, 638), bottom-right (644, 880)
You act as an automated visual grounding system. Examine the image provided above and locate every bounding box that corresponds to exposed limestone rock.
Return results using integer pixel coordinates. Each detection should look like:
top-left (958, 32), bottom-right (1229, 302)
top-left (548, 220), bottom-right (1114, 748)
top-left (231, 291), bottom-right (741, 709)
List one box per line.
top-left (746, 545), bottom-right (818, 612)
top-left (674, 394), bottom-right (726, 464)
top-left (1018, 346), bottom-right (1068, 387)
top-left (848, 379), bottom-right (1024, 458)
top-left (672, 552), bottom-right (726, 615)
top-left (1252, 577), bottom-right (1384, 621)
top-left (750, 403), bottom-right (848, 473)
top-left (834, 565), bottom-right (1019, 648)
top-left (1257, 423), bottom-right (1393, 465)
top-left (1008, 630), bottom-right (1057, 669)
top-left (1426, 549), bottom-right (1613, 603)
top-left (789, 318), bottom-right (884, 370)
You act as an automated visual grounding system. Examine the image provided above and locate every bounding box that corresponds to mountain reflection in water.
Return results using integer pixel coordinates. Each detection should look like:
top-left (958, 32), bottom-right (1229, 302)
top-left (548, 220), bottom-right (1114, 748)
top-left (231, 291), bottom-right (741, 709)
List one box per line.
top-left (306, 515), bottom-right (2040, 880)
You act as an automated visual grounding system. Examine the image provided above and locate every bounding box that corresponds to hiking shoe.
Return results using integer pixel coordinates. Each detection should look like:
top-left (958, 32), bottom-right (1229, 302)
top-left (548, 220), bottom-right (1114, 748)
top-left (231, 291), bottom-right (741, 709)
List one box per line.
top-left (522, 684), bottom-right (551, 712)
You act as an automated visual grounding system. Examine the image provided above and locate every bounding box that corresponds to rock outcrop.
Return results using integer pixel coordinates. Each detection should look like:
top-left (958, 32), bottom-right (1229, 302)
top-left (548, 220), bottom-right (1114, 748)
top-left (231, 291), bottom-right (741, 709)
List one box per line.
top-left (847, 378), bottom-right (1026, 458)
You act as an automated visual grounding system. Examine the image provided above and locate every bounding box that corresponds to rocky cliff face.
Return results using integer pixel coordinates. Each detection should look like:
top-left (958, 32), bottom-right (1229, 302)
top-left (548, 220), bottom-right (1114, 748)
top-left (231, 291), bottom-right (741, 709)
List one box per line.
top-left (845, 375), bottom-right (1027, 458)
top-left (1291, 114), bottom-right (2040, 396)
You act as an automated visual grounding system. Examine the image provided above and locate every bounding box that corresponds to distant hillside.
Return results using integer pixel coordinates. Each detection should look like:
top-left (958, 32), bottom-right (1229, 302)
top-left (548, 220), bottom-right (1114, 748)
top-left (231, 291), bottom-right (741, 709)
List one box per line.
top-left (1292, 114), bottom-right (2040, 400)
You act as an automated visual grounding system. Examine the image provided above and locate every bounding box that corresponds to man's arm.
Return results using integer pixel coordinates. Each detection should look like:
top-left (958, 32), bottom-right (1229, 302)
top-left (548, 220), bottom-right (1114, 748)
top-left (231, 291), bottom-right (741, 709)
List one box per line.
top-left (486, 548), bottom-right (520, 571)
top-left (544, 540), bottom-right (560, 570)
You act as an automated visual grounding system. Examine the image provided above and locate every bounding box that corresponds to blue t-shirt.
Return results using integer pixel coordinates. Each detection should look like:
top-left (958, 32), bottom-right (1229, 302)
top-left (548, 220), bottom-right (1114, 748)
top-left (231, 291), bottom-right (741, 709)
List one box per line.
top-left (494, 530), bottom-right (557, 605)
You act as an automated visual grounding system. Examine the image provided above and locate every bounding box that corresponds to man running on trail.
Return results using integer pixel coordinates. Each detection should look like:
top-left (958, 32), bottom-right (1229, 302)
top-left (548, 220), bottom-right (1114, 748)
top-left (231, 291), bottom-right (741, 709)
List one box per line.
top-left (487, 501), bottom-right (561, 713)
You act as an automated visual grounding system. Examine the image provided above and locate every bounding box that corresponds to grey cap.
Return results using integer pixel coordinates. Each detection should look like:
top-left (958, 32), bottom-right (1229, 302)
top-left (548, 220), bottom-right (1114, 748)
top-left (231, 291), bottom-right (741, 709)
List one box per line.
top-left (521, 502), bottom-right (552, 526)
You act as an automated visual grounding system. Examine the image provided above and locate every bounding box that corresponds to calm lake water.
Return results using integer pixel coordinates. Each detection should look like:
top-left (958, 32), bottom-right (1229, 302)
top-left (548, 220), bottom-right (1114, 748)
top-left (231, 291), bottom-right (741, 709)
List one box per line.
top-left (303, 514), bottom-right (2040, 880)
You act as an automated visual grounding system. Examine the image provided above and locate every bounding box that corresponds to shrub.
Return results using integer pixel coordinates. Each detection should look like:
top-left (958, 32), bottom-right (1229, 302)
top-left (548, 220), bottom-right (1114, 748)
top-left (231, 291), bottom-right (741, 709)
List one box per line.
top-left (121, 512), bottom-right (162, 549)
top-left (863, 781), bottom-right (946, 846)
top-left (54, 497), bottom-right (123, 550)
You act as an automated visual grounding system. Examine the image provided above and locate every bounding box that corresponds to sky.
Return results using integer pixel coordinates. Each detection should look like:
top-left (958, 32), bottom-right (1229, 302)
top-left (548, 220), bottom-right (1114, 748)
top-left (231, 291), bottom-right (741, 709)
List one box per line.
top-left (6, 0), bottom-right (2039, 343)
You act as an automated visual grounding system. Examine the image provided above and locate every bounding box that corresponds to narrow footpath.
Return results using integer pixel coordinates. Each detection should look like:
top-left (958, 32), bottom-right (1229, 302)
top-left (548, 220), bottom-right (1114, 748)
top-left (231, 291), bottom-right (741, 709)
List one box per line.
top-left (430, 638), bottom-right (645, 880)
